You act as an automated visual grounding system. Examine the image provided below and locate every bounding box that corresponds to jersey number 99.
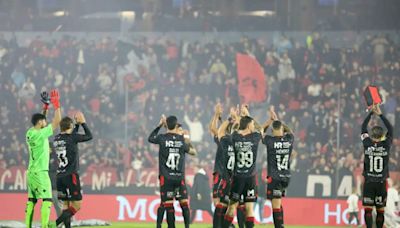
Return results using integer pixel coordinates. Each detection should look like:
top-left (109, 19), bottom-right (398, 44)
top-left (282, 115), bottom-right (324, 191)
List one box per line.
top-left (237, 151), bottom-right (253, 168)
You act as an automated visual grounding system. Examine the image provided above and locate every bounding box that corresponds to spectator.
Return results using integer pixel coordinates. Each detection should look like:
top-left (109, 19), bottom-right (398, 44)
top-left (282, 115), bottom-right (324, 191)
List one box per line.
top-left (189, 167), bottom-right (212, 224)
top-left (385, 179), bottom-right (399, 228)
top-left (346, 188), bottom-right (360, 227)
top-left (371, 34), bottom-right (389, 66)
top-left (209, 58), bottom-right (227, 76)
top-left (184, 113), bottom-right (204, 143)
top-left (278, 52), bottom-right (295, 81)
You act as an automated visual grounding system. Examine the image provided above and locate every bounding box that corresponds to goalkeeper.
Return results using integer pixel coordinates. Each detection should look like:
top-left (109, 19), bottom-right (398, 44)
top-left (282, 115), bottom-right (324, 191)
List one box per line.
top-left (25, 90), bottom-right (61, 228)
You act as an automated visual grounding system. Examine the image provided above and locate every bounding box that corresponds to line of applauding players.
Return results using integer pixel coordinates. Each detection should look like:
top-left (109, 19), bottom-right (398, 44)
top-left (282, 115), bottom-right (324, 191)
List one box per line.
top-left (149, 104), bottom-right (294, 228)
top-left (149, 102), bottom-right (393, 228)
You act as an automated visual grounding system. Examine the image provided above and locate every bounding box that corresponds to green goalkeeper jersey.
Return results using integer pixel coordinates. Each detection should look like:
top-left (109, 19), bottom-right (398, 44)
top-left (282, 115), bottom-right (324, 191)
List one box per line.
top-left (26, 125), bottom-right (53, 172)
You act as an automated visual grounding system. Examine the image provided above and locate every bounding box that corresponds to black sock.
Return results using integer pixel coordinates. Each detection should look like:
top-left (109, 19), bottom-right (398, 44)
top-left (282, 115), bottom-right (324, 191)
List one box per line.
top-left (222, 214), bottom-right (234, 228)
top-left (273, 208), bottom-right (283, 228)
top-left (190, 209), bottom-right (196, 224)
top-left (156, 203), bottom-right (165, 228)
top-left (180, 201), bottom-right (190, 228)
top-left (165, 203), bottom-right (175, 228)
top-left (245, 216), bottom-right (254, 228)
top-left (213, 204), bottom-right (222, 228)
top-left (348, 213), bottom-right (354, 224)
top-left (376, 210), bottom-right (384, 228)
top-left (364, 208), bottom-right (373, 228)
top-left (213, 204), bottom-right (226, 228)
top-left (56, 207), bottom-right (77, 226)
top-left (220, 206), bottom-right (228, 228)
top-left (237, 205), bottom-right (245, 228)
top-left (65, 216), bottom-right (71, 228)
top-left (355, 212), bottom-right (360, 225)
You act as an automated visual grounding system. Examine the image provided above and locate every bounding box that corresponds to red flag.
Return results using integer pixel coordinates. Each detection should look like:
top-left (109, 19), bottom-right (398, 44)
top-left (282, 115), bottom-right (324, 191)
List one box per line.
top-left (236, 53), bottom-right (267, 103)
top-left (364, 85), bottom-right (382, 108)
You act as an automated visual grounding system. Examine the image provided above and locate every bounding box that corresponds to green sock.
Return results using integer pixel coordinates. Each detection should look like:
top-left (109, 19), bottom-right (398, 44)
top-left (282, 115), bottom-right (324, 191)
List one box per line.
top-left (41, 201), bottom-right (52, 227)
top-left (25, 201), bottom-right (36, 228)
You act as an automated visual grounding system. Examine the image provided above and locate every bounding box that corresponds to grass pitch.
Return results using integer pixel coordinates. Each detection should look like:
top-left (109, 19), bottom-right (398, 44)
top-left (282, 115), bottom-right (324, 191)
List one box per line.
top-left (81, 222), bottom-right (341, 228)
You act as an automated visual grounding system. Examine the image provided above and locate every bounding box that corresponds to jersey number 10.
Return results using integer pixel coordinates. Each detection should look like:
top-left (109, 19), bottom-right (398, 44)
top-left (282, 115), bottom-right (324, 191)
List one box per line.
top-left (369, 155), bottom-right (383, 173)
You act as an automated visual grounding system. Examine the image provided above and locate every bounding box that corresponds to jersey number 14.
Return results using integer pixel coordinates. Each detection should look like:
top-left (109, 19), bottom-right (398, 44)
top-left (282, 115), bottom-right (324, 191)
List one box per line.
top-left (276, 154), bottom-right (289, 171)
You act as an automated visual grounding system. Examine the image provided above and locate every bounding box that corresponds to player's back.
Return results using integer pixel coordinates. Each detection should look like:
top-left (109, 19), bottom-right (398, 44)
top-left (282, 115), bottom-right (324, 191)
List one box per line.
top-left (26, 125), bottom-right (53, 172)
top-left (232, 131), bottom-right (261, 177)
top-left (219, 135), bottom-right (235, 178)
top-left (156, 133), bottom-right (189, 180)
top-left (213, 136), bottom-right (225, 176)
top-left (53, 124), bottom-right (92, 176)
top-left (362, 137), bottom-right (391, 182)
top-left (53, 133), bottom-right (80, 176)
top-left (263, 133), bottom-right (294, 181)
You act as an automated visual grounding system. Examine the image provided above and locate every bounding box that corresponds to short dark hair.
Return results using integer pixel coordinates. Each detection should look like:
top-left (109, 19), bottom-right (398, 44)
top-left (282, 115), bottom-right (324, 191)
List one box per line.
top-left (371, 126), bottom-right (384, 139)
top-left (272, 121), bottom-right (283, 130)
top-left (239, 116), bottom-right (253, 130)
top-left (226, 122), bottom-right (234, 135)
top-left (31, 113), bottom-right (46, 126)
top-left (166, 116), bottom-right (178, 130)
top-left (60, 117), bottom-right (74, 132)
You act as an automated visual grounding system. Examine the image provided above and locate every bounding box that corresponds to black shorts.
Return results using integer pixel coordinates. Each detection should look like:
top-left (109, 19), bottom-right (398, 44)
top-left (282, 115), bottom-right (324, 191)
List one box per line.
top-left (266, 176), bottom-right (289, 200)
top-left (219, 177), bottom-right (231, 204)
top-left (230, 175), bottom-right (257, 203)
top-left (362, 180), bottom-right (388, 207)
top-left (220, 177), bottom-right (246, 205)
top-left (57, 173), bottom-right (82, 201)
top-left (213, 172), bottom-right (223, 198)
top-left (159, 175), bottom-right (188, 202)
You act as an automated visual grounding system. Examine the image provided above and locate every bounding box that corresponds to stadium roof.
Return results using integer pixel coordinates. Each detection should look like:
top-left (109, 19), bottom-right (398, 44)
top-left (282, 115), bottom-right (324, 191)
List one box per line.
top-left (0, 0), bottom-right (399, 31)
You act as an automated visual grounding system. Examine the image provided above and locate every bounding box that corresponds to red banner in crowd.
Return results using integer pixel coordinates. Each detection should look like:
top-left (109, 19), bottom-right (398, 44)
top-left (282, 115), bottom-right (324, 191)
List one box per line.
top-left (0, 193), bottom-right (364, 226)
top-left (236, 53), bottom-right (267, 104)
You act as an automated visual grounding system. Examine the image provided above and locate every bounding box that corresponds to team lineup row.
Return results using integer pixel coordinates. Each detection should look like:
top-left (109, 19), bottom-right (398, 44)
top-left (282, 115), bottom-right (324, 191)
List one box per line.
top-left (148, 103), bottom-right (393, 228)
top-left (23, 90), bottom-right (393, 228)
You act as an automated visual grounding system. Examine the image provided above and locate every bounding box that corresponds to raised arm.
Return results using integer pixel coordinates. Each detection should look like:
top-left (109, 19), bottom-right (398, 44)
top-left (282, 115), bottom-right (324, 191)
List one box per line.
top-left (217, 120), bottom-right (230, 140)
top-left (73, 112), bottom-right (93, 142)
top-left (283, 123), bottom-right (293, 134)
top-left (374, 105), bottom-right (393, 139)
top-left (262, 119), bottom-right (273, 133)
top-left (72, 124), bottom-right (80, 134)
top-left (40, 91), bottom-right (50, 117)
top-left (184, 113), bottom-right (193, 126)
top-left (187, 143), bottom-right (197, 156)
top-left (50, 89), bottom-right (62, 131)
top-left (380, 115), bottom-right (393, 139)
top-left (148, 115), bottom-right (165, 144)
top-left (209, 103), bottom-right (223, 137)
top-left (361, 112), bottom-right (373, 134)
top-left (262, 107), bottom-right (277, 132)
top-left (183, 130), bottom-right (197, 156)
